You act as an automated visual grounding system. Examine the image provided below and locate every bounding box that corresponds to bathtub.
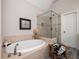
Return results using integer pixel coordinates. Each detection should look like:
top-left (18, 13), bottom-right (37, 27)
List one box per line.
top-left (6, 40), bottom-right (46, 54)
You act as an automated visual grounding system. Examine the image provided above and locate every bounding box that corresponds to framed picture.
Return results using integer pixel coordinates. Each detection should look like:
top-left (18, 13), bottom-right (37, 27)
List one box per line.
top-left (20, 18), bottom-right (31, 30)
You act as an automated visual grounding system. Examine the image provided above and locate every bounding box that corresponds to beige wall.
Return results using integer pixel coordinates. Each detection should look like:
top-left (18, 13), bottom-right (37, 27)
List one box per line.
top-left (76, 11), bottom-right (79, 49)
top-left (2, 0), bottom-right (42, 37)
top-left (0, 0), bottom-right (1, 58)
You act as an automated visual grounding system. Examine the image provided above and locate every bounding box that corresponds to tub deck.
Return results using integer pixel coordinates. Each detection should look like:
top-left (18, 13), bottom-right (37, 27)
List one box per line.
top-left (2, 43), bottom-right (50, 59)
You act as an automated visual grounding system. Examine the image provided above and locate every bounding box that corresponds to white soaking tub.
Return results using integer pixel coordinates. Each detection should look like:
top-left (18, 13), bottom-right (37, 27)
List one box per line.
top-left (6, 40), bottom-right (46, 54)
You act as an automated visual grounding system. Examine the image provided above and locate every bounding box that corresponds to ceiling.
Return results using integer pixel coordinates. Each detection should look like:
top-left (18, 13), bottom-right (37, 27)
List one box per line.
top-left (52, 0), bottom-right (79, 14)
top-left (25, 0), bottom-right (79, 14)
top-left (26, 0), bottom-right (59, 11)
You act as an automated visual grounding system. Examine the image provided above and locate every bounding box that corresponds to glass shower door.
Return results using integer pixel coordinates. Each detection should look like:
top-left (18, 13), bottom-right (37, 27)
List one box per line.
top-left (37, 16), bottom-right (52, 38)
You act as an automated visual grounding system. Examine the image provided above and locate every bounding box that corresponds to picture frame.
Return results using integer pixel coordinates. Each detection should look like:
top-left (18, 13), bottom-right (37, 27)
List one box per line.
top-left (20, 18), bottom-right (31, 30)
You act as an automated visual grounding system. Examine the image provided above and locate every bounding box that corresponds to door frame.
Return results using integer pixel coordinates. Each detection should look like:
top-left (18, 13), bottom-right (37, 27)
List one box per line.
top-left (61, 10), bottom-right (78, 47)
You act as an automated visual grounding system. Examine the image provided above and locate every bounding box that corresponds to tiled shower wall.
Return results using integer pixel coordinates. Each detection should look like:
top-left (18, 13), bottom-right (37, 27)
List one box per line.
top-left (37, 11), bottom-right (61, 43)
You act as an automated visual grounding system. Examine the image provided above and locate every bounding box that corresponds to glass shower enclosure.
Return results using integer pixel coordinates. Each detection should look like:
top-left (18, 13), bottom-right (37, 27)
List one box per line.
top-left (37, 10), bottom-right (61, 43)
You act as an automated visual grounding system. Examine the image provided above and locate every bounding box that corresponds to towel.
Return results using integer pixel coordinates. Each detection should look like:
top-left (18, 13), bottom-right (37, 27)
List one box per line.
top-left (53, 43), bottom-right (66, 55)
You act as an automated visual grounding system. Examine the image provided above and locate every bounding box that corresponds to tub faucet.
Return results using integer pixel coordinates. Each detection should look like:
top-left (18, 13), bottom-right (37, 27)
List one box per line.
top-left (14, 43), bottom-right (19, 55)
top-left (2, 41), bottom-right (12, 47)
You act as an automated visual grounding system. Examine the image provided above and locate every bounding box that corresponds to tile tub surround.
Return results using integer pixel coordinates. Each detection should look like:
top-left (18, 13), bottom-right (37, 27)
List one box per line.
top-left (3, 34), bottom-right (33, 43)
top-left (39, 36), bottom-right (57, 44)
top-left (2, 43), bottom-right (49, 59)
top-left (3, 35), bottom-right (57, 44)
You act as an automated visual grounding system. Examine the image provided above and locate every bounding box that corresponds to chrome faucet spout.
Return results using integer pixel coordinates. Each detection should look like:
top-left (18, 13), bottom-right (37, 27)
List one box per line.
top-left (14, 43), bottom-right (19, 55)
